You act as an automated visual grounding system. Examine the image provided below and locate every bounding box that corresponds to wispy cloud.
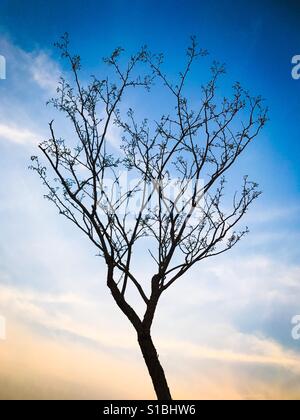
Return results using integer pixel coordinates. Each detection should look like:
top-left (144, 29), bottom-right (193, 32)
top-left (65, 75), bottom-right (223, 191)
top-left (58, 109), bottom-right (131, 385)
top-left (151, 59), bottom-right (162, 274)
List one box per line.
top-left (162, 332), bottom-right (300, 373)
top-left (0, 37), bottom-right (62, 148)
top-left (0, 123), bottom-right (39, 145)
top-left (0, 282), bottom-right (137, 352)
top-left (30, 52), bottom-right (61, 93)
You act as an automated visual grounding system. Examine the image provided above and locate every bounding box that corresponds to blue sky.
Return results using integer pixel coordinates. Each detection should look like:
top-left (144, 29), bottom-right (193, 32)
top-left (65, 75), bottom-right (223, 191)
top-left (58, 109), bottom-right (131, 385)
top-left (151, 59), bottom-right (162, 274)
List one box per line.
top-left (0, 0), bottom-right (300, 399)
top-left (1, 0), bottom-right (299, 199)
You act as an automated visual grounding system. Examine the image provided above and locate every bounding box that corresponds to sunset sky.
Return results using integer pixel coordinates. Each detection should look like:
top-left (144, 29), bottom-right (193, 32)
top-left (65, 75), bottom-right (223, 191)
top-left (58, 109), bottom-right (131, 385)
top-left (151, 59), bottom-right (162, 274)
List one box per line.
top-left (0, 0), bottom-right (300, 399)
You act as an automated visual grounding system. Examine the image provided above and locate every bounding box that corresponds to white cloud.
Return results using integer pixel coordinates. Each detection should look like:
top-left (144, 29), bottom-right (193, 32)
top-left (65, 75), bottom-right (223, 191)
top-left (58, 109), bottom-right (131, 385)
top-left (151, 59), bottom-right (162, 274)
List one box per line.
top-left (245, 205), bottom-right (300, 224)
top-left (0, 38), bottom-right (60, 147)
top-left (0, 123), bottom-right (39, 145)
top-left (161, 330), bottom-right (300, 373)
top-left (0, 282), bottom-right (137, 352)
top-left (106, 123), bottom-right (123, 150)
top-left (30, 52), bottom-right (60, 93)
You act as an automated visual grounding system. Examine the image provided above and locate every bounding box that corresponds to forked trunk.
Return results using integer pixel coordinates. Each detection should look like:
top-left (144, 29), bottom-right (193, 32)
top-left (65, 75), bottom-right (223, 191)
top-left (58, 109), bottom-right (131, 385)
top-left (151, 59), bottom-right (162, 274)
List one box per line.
top-left (138, 331), bottom-right (172, 400)
top-left (107, 271), bottom-right (171, 399)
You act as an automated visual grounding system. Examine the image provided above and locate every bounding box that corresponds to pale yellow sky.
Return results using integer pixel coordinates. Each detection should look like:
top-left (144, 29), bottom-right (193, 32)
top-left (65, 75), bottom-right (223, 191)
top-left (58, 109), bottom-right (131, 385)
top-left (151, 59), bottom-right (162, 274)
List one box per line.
top-left (1, 315), bottom-right (300, 400)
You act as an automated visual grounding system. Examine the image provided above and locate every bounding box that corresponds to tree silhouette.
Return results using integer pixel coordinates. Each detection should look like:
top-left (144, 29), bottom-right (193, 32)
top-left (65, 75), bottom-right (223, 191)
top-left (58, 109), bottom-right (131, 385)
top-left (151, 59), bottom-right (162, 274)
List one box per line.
top-left (31, 34), bottom-right (268, 400)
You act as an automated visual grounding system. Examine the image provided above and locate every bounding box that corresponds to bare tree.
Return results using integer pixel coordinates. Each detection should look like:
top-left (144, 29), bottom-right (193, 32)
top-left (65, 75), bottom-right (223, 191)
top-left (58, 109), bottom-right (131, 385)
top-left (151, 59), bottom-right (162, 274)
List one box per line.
top-left (31, 34), bottom-right (268, 400)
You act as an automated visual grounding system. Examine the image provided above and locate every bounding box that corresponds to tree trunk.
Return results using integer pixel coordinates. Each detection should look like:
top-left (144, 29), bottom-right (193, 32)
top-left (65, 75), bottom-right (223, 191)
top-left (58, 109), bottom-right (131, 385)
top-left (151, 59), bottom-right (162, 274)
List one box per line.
top-left (137, 331), bottom-right (172, 400)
